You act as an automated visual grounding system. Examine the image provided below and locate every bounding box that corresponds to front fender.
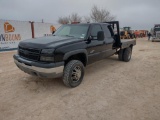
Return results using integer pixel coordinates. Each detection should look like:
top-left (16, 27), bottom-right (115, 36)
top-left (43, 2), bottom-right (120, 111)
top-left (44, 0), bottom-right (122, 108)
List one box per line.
top-left (63, 49), bottom-right (88, 62)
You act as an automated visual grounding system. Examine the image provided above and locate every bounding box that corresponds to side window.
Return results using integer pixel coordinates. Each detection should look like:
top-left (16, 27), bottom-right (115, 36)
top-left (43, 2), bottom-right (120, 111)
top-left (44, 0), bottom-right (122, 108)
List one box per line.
top-left (91, 25), bottom-right (102, 39)
top-left (108, 25), bottom-right (114, 36)
top-left (102, 24), bottom-right (112, 37)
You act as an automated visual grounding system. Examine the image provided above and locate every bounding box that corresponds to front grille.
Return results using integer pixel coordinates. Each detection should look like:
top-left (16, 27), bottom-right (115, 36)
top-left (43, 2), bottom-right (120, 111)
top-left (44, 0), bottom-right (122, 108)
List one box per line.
top-left (156, 33), bottom-right (160, 38)
top-left (19, 46), bottom-right (41, 61)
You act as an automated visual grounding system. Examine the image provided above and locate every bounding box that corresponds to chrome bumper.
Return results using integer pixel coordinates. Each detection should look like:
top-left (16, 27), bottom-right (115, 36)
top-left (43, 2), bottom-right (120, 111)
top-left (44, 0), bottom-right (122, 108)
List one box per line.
top-left (14, 55), bottom-right (64, 78)
top-left (152, 38), bottom-right (160, 42)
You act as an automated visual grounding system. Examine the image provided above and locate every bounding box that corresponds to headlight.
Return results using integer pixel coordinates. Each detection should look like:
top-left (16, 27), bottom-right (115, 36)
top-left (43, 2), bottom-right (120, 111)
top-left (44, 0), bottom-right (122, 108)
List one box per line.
top-left (41, 49), bottom-right (55, 54)
top-left (40, 49), bottom-right (55, 61)
top-left (40, 56), bottom-right (54, 62)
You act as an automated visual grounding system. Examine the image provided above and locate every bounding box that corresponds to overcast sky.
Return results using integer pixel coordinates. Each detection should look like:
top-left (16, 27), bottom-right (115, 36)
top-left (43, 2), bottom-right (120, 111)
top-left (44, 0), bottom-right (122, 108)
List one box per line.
top-left (0, 0), bottom-right (159, 30)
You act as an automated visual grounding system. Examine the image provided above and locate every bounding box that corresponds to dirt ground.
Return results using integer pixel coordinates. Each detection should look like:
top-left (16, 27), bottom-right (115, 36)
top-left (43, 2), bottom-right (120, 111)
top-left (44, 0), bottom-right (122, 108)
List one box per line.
top-left (0, 38), bottom-right (160, 120)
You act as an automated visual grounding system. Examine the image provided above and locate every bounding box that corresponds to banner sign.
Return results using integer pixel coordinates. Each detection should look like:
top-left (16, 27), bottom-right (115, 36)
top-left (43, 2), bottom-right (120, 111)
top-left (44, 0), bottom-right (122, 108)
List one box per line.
top-left (0, 20), bottom-right (61, 51)
top-left (0, 20), bottom-right (32, 51)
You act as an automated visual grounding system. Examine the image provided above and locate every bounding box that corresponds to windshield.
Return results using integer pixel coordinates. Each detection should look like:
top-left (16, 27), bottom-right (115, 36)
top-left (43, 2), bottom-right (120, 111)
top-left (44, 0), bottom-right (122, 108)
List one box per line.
top-left (154, 28), bottom-right (160, 31)
top-left (54, 24), bottom-right (89, 39)
top-left (120, 31), bottom-right (125, 36)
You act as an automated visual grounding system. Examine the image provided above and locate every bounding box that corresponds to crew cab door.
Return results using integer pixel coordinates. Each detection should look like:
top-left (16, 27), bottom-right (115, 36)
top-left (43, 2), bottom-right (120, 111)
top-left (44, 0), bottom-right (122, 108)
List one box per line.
top-left (102, 24), bottom-right (116, 58)
top-left (87, 24), bottom-right (106, 64)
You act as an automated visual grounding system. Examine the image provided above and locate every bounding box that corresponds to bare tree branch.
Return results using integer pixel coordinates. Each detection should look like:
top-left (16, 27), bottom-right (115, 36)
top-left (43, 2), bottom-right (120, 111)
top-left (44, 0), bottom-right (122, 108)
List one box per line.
top-left (90, 5), bottom-right (115, 22)
top-left (58, 16), bottom-right (70, 24)
top-left (58, 6), bottom-right (115, 24)
top-left (83, 16), bottom-right (91, 23)
top-left (58, 13), bottom-right (82, 24)
top-left (69, 13), bottom-right (82, 23)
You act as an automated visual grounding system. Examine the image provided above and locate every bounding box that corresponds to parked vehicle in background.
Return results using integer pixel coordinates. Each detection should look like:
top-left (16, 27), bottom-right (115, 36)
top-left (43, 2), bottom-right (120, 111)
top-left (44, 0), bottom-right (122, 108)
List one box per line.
top-left (120, 27), bottom-right (135, 39)
top-left (134, 30), bottom-right (148, 38)
top-left (152, 24), bottom-right (160, 42)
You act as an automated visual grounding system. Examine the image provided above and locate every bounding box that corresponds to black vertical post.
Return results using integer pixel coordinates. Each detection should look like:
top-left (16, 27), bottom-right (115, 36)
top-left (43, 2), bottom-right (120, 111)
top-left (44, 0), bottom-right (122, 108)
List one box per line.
top-left (29, 21), bottom-right (35, 38)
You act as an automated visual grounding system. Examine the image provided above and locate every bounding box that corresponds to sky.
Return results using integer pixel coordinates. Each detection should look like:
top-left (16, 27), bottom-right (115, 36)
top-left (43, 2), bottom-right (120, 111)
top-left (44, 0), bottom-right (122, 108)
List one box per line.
top-left (0, 0), bottom-right (160, 30)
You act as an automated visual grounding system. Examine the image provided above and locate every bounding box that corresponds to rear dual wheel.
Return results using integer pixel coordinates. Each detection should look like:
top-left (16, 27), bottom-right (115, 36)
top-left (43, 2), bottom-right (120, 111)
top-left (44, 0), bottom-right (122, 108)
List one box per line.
top-left (123, 47), bottom-right (132, 62)
top-left (118, 47), bottom-right (132, 62)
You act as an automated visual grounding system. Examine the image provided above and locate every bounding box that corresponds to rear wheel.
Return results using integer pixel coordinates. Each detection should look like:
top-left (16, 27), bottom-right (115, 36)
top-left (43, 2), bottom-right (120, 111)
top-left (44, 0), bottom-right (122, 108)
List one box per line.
top-left (123, 47), bottom-right (132, 62)
top-left (118, 49), bottom-right (124, 61)
top-left (63, 60), bottom-right (84, 88)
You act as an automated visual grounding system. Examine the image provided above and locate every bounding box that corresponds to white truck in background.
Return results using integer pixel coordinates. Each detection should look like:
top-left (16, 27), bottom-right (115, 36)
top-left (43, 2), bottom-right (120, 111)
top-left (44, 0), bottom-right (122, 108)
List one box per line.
top-left (152, 24), bottom-right (160, 42)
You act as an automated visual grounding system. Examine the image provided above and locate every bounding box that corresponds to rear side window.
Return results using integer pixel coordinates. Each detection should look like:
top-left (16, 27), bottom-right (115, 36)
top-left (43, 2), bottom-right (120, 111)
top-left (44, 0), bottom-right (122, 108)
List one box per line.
top-left (108, 25), bottom-right (114, 36)
top-left (102, 24), bottom-right (112, 37)
top-left (91, 25), bottom-right (102, 39)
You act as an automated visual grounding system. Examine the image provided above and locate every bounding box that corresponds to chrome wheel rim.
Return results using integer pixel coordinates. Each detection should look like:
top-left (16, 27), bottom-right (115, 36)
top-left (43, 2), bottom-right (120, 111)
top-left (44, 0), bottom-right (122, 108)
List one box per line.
top-left (71, 66), bottom-right (82, 82)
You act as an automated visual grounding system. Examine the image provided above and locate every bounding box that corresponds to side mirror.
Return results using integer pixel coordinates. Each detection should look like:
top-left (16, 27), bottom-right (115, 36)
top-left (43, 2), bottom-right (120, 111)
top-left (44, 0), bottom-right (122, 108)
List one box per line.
top-left (97, 31), bottom-right (104, 40)
top-left (86, 36), bottom-right (92, 43)
top-left (88, 36), bottom-right (92, 40)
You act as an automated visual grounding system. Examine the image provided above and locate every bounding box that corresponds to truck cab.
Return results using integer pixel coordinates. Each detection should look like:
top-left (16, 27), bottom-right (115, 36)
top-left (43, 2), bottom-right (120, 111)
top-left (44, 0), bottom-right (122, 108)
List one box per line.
top-left (152, 24), bottom-right (160, 41)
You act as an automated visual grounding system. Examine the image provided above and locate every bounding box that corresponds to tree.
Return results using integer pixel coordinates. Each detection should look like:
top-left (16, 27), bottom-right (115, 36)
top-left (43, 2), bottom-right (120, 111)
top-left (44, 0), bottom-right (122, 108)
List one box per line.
top-left (58, 13), bottom-right (82, 24)
top-left (69, 13), bottom-right (82, 23)
top-left (90, 5), bottom-right (115, 22)
top-left (58, 16), bottom-right (70, 24)
top-left (57, 6), bottom-right (115, 24)
top-left (83, 16), bottom-right (91, 23)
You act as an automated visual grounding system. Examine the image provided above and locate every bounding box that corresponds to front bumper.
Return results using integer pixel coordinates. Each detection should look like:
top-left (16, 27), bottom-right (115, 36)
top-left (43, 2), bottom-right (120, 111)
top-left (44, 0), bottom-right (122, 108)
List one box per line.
top-left (152, 37), bottom-right (160, 41)
top-left (13, 55), bottom-right (64, 78)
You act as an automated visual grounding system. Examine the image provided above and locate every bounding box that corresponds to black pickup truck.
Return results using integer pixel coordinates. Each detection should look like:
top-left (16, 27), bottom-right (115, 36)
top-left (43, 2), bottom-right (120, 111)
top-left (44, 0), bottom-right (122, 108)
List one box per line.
top-left (13, 21), bottom-right (136, 87)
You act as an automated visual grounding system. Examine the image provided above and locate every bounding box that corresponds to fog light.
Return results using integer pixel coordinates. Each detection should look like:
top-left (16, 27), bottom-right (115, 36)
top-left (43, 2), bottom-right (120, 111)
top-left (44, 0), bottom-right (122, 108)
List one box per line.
top-left (40, 56), bottom-right (54, 62)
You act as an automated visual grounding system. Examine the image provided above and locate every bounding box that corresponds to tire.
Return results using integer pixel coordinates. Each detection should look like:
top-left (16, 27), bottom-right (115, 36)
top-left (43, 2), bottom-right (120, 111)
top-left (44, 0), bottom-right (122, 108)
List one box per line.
top-left (123, 47), bottom-right (132, 62)
top-left (63, 60), bottom-right (84, 88)
top-left (118, 49), bottom-right (124, 61)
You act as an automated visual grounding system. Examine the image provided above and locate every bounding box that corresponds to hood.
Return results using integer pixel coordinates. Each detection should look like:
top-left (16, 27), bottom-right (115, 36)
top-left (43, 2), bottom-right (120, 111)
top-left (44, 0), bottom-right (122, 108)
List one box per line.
top-left (19, 36), bottom-right (83, 49)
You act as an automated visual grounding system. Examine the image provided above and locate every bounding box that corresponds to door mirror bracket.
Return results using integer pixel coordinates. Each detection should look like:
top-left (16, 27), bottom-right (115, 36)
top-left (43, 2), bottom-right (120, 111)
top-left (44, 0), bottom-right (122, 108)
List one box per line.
top-left (97, 31), bottom-right (104, 40)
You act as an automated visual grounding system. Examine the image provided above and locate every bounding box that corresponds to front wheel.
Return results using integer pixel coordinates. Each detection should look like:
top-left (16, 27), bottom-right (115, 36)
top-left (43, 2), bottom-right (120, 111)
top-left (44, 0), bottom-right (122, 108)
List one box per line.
top-left (63, 60), bottom-right (85, 88)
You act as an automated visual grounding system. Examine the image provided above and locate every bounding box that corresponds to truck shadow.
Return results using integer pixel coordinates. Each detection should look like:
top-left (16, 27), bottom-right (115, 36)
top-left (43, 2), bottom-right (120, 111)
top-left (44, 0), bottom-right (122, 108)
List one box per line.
top-left (20, 75), bottom-right (67, 92)
top-left (86, 56), bottom-right (120, 72)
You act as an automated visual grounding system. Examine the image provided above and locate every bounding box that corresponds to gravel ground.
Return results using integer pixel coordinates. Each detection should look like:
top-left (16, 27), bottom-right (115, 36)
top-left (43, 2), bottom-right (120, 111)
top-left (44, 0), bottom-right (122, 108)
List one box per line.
top-left (0, 38), bottom-right (160, 120)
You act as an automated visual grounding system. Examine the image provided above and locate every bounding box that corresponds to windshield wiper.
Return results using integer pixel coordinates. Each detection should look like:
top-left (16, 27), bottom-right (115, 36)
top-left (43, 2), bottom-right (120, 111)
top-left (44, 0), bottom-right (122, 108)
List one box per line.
top-left (64, 35), bottom-right (75, 37)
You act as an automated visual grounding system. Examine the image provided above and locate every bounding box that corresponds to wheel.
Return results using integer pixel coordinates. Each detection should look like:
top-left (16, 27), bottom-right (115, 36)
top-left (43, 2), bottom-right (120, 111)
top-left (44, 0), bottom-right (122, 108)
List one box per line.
top-left (63, 60), bottom-right (84, 88)
top-left (118, 49), bottom-right (124, 61)
top-left (123, 47), bottom-right (132, 62)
